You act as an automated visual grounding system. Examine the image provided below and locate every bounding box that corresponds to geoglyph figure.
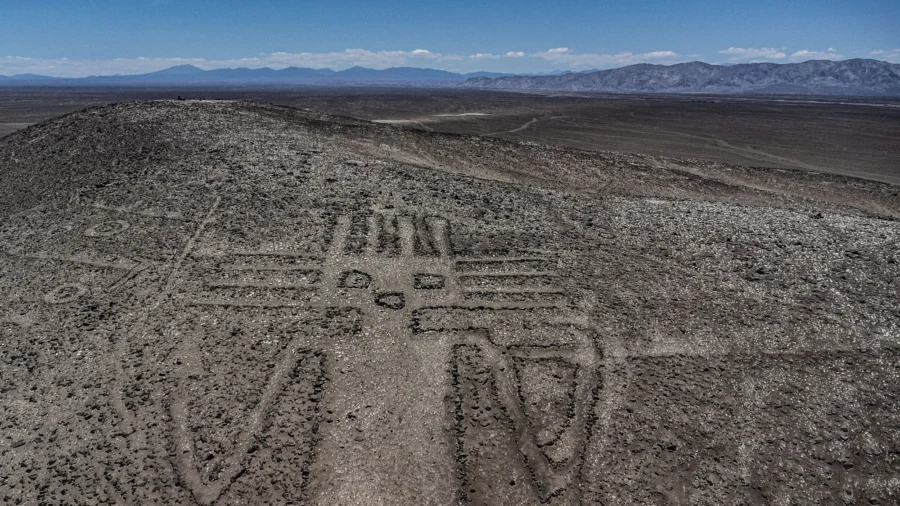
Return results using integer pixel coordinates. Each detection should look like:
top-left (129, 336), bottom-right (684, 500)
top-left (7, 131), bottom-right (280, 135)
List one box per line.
top-left (164, 205), bottom-right (601, 504)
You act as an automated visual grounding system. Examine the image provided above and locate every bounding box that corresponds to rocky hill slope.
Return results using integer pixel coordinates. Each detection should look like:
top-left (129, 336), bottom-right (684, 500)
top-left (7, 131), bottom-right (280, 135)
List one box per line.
top-left (464, 59), bottom-right (900, 96)
top-left (1, 101), bottom-right (898, 505)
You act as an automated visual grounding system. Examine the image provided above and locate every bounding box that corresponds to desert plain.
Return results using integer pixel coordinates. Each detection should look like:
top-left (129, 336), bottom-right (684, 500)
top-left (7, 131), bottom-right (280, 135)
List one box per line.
top-left (0, 91), bottom-right (899, 505)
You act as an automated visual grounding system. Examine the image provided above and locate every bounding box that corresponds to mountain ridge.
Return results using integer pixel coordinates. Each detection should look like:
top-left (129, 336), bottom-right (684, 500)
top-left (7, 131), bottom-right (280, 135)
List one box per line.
top-left (463, 59), bottom-right (900, 96)
top-left (3, 59), bottom-right (899, 95)
top-left (0, 65), bottom-right (513, 85)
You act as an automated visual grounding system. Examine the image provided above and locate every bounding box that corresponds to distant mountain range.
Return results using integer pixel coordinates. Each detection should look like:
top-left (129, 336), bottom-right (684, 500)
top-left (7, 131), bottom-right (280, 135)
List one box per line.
top-left (0, 65), bottom-right (514, 86)
top-left (463, 59), bottom-right (900, 96)
top-left (3, 60), bottom-right (899, 95)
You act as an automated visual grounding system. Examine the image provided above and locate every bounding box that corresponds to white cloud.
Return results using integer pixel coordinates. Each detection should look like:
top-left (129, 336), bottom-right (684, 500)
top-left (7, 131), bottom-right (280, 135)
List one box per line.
top-left (870, 49), bottom-right (900, 62)
top-left (789, 48), bottom-right (842, 61)
top-left (0, 48), bottom-right (469, 77)
top-left (645, 51), bottom-right (679, 58)
top-left (505, 51), bottom-right (526, 57)
top-left (263, 48), bottom-right (462, 67)
top-left (718, 47), bottom-right (787, 62)
top-left (532, 48), bottom-right (681, 69)
top-left (469, 53), bottom-right (500, 60)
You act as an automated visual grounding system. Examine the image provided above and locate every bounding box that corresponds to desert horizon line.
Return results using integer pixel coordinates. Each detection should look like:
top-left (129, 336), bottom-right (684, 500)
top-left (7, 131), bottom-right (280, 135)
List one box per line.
top-left (2, 56), bottom-right (897, 80)
top-left (3, 45), bottom-right (898, 79)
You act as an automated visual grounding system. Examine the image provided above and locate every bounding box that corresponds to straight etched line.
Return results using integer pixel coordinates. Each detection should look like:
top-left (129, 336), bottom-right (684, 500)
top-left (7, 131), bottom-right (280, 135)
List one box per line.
top-left (110, 196), bottom-right (221, 430)
top-left (184, 299), bottom-right (306, 308)
top-left (505, 347), bottom-right (597, 367)
top-left (5, 250), bottom-right (137, 271)
top-left (624, 347), bottom-right (887, 359)
top-left (413, 216), bottom-right (435, 255)
top-left (365, 215), bottom-right (379, 256)
top-left (218, 265), bottom-right (321, 272)
top-left (330, 215), bottom-right (351, 256)
top-left (431, 218), bottom-right (450, 257)
top-left (462, 288), bottom-right (565, 294)
top-left (399, 216), bottom-right (415, 257)
top-left (229, 250), bottom-right (323, 259)
top-left (205, 282), bottom-right (320, 290)
top-left (108, 259), bottom-right (152, 292)
top-left (92, 203), bottom-right (194, 222)
top-left (458, 271), bottom-right (557, 278)
top-left (455, 257), bottom-right (549, 264)
top-left (416, 302), bottom-right (562, 313)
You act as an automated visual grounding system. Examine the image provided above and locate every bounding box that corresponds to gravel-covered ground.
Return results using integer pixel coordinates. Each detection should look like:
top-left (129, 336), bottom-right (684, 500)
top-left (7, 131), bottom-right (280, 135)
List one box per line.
top-left (1, 100), bottom-right (898, 505)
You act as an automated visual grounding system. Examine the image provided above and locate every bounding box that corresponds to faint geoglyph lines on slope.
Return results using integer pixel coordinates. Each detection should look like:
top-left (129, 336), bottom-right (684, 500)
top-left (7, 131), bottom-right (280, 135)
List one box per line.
top-left (455, 256), bottom-right (566, 306)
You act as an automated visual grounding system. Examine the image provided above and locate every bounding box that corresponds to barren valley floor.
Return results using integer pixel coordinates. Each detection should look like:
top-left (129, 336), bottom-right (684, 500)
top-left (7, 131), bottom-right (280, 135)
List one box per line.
top-left (2, 87), bottom-right (899, 184)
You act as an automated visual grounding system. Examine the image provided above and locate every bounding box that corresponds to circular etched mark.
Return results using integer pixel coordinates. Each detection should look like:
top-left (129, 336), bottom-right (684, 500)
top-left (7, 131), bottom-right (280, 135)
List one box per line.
top-left (85, 220), bottom-right (130, 237)
top-left (339, 270), bottom-right (371, 289)
top-left (375, 292), bottom-right (406, 310)
top-left (44, 283), bottom-right (87, 304)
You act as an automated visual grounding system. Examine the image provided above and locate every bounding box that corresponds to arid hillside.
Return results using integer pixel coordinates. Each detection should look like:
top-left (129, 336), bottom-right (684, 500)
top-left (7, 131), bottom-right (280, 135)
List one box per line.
top-left (1, 101), bottom-right (898, 505)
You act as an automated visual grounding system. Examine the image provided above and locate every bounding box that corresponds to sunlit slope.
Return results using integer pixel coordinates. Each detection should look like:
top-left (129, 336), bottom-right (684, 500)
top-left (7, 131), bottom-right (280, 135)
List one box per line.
top-left (1, 100), bottom-right (898, 505)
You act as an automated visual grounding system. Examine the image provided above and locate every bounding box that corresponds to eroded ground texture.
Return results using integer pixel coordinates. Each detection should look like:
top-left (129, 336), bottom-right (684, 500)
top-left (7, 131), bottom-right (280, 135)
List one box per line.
top-left (1, 100), bottom-right (899, 505)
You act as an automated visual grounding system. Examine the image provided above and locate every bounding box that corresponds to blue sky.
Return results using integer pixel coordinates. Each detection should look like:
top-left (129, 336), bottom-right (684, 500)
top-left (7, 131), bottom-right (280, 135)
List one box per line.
top-left (2, 0), bottom-right (899, 76)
